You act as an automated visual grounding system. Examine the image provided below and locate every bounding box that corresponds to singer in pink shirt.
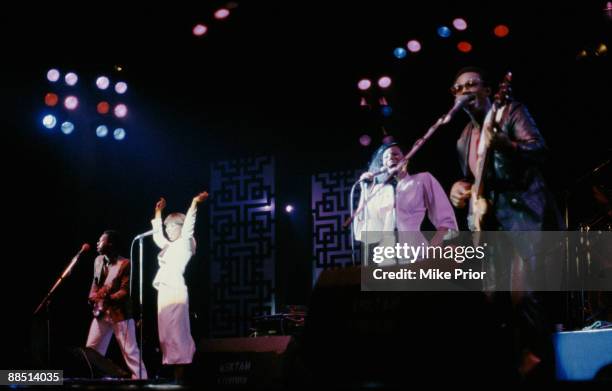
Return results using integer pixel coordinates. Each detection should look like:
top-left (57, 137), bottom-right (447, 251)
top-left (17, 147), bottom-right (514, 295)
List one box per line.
top-left (354, 143), bottom-right (458, 264)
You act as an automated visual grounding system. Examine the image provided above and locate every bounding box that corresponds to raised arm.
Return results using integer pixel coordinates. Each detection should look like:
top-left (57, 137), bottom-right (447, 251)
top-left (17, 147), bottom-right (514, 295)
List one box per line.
top-left (182, 191), bottom-right (208, 239)
top-left (151, 197), bottom-right (169, 249)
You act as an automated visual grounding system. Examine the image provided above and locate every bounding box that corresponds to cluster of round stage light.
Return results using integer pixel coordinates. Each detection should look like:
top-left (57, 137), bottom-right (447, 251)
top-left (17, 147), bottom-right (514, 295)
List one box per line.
top-left (192, 2), bottom-right (238, 37)
top-left (356, 75), bottom-right (394, 118)
top-left (42, 68), bottom-right (129, 141)
top-left (393, 18), bottom-right (510, 59)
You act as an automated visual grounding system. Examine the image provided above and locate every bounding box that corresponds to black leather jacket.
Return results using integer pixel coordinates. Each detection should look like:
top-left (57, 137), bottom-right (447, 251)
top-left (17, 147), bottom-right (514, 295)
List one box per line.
top-left (456, 101), bottom-right (563, 230)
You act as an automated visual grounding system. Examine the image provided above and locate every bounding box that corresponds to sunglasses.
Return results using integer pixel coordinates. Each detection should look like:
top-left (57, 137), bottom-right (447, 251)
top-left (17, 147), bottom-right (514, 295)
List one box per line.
top-left (450, 79), bottom-right (483, 95)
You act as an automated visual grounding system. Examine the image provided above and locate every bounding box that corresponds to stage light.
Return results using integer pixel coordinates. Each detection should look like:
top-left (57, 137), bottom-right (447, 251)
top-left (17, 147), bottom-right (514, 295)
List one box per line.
top-left (381, 106), bottom-right (393, 117)
top-left (97, 101), bottom-right (110, 114)
top-left (378, 76), bottom-right (392, 89)
top-left (193, 24), bottom-right (208, 36)
top-left (406, 40), bottom-right (421, 53)
top-left (64, 95), bottom-right (79, 110)
top-left (214, 8), bottom-right (230, 19)
top-left (115, 82), bottom-right (128, 94)
top-left (357, 78), bottom-right (372, 91)
top-left (285, 205), bottom-right (294, 213)
top-left (113, 128), bottom-right (126, 140)
top-left (393, 47), bottom-right (407, 59)
top-left (437, 26), bottom-right (451, 38)
top-left (61, 121), bottom-right (75, 134)
top-left (65, 72), bottom-right (78, 86)
top-left (96, 76), bottom-right (110, 90)
top-left (382, 135), bottom-right (395, 144)
top-left (360, 97), bottom-right (369, 107)
top-left (457, 41), bottom-right (472, 53)
top-left (96, 125), bottom-right (109, 137)
top-left (378, 97), bottom-right (388, 106)
top-left (359, 134), bottom-right (371, 147)
top-left (47, 69), bottom-right (60, 82)
top-left (494, 25), bottom-right (509, 38)
top-left (44, 93), bottom-right (59, 107)
top-left (453, 18), bottom-right (467, 31)
top-left (42, 114), bottom-right (57, 129)
top-left (114, 103), bottom-right (128, 118)
top-left (595, 43), bottom-right (607, 56)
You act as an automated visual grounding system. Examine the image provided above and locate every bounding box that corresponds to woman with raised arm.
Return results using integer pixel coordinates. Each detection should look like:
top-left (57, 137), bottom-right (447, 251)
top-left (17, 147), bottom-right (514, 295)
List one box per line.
top-left (151, 191), bottom-right (208, 382)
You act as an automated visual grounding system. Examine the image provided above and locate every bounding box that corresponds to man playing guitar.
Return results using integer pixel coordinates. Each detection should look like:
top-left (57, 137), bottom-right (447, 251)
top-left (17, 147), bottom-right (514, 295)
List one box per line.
top-left (86, 230), bottom-right (148, 379)
top-left (448, 66), bottom-right (563, 380)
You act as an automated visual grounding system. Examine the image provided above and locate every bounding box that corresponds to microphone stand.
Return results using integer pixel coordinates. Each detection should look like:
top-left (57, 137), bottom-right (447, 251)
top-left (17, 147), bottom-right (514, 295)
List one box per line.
top-left (33, 252), bottom-right (83, 366)
top-left (349, 180), bottom-right (369, 266)
top-left (563, 158), bottom-right (610, 328)
top-left (130, 235), bottom-right (146, 380)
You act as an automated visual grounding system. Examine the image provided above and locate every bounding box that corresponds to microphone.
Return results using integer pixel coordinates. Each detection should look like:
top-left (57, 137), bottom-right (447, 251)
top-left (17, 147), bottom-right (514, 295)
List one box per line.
top-left (61, 243), bottom-right (91, 279)
top-left (134, 229), bottom-right (157, 240)
top-left (358, 167), bottom-right (389, 183)
top-left (441, 94), bottom-right (475, 124)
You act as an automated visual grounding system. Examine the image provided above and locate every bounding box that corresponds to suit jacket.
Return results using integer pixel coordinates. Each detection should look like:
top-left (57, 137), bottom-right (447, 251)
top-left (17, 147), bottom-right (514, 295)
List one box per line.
top-left (89, 255), bottom-right (133, 322)
top-left (456, 101), bottom-right (563, 230)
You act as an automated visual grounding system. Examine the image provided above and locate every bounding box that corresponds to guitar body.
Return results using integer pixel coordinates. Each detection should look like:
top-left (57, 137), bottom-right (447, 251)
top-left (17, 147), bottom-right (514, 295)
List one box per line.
top-left (468, 193), bottom-right (490, 231)
top-left (91, 285), bottom-right (109, 318)
top-left (466, 72), bottom-right (513, 232)
top-left (92, 300), bottom-right (105, 318)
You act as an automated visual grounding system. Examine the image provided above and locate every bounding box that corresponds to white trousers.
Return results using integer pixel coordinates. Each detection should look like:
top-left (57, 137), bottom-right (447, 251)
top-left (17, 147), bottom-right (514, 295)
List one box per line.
top-left (86, 317), bottom-right (148, 379)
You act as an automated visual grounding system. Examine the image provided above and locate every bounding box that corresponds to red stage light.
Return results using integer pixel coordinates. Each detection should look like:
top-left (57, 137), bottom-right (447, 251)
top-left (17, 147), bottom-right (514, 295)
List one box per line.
top-left (494, 25), bottom-right (509, 38)
top-left (97, 101), bottom-right (110, 114)
top-left (44, 93), bottom-right (58, 107)
top-left (457, 41), bottom-right (472, 53)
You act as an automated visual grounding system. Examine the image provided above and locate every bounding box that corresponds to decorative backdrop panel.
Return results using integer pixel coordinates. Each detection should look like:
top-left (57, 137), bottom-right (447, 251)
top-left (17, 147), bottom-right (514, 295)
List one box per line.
top-left (209, 156), bottom-right (275, 337)
top-left (311, 169), bottom-right (361, 284)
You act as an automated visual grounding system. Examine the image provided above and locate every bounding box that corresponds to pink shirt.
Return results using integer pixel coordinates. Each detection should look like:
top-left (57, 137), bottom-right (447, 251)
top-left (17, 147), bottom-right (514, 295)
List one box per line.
top-left (354, 172), bottom-right (458, 240)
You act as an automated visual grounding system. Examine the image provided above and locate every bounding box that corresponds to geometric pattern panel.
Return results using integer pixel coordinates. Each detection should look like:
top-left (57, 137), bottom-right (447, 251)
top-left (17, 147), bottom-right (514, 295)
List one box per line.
top-left (312, 169), bottom-right (361, 284)
top-left (209, 156), bottom-right (275, 337)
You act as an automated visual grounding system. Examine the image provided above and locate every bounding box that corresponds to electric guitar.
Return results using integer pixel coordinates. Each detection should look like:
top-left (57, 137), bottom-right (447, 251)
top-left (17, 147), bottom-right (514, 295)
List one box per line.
top-left (467, 72), bottom-right (513, 231)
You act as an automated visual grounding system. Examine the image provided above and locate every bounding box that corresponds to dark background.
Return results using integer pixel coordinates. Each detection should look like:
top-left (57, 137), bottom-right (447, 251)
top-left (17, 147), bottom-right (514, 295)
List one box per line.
top-left (1, 0), bottom-right (610, 375)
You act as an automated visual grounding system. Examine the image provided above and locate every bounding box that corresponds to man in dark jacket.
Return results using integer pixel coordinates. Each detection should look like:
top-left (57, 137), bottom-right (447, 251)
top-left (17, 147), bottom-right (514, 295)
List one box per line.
top-left (448, 67), bottom-right (564, 381)
top-left (449, 67), bottom-right (563, 232)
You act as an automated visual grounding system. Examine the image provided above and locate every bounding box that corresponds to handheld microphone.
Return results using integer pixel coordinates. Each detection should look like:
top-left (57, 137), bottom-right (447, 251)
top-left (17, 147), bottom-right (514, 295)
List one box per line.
top-left (441, 94), bottom-right (476, 124)
top-left (358, 166), bottom-right (389, 183)
top-left (134, 229), bottom-right (156, 240)
top-left (61, 243), bottom-right (91, 279)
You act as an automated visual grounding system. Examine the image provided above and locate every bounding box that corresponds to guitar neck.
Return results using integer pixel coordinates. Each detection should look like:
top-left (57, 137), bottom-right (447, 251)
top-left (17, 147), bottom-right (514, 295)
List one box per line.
top-left (472, 105), bottom-right (499, 192)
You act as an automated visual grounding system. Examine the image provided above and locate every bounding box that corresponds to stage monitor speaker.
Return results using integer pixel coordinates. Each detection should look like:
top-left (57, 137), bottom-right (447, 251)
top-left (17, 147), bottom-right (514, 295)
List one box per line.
top-left (196, 336), bottom-right (295, 388)
top-left (58, 347), bottom-right (130, 379)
